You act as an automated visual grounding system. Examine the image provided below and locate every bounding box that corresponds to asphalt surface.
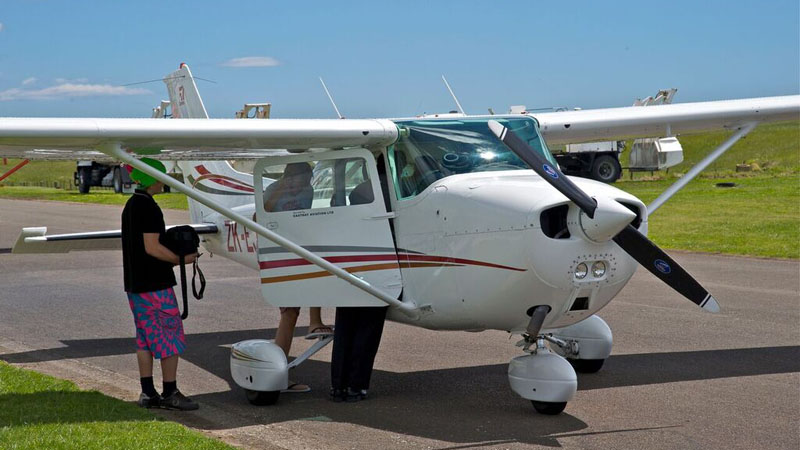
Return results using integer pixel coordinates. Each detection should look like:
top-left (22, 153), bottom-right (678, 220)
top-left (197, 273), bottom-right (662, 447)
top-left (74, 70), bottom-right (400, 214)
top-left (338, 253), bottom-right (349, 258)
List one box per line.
top-left (0, 198), bottom-right (798, 450)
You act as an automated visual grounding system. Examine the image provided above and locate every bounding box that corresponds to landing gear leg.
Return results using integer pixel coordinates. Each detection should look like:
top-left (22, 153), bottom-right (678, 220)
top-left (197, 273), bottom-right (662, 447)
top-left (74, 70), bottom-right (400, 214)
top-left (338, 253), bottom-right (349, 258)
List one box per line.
top-left (508, 306), bottom-right (577, 415)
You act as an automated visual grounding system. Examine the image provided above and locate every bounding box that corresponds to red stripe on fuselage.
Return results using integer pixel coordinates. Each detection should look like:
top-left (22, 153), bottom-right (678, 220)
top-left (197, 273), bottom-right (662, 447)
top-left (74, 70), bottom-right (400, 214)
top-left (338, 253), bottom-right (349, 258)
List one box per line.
top-left (258, 253), bottom-right (526, 272)
top-left (195, 165), bottom-right (255, 193)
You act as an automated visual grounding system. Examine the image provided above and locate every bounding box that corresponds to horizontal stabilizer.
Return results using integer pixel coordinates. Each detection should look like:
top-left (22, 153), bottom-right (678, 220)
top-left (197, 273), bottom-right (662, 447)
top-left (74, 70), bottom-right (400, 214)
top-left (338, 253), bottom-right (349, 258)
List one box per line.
top-left (11, 224), bottom-right (218, 254)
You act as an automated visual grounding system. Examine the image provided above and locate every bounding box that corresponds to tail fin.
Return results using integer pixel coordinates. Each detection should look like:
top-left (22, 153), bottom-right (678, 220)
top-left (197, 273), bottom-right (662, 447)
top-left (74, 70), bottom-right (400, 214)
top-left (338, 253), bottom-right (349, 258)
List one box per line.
top-left (164, 63), bottom-right (209, 119)
top-left (163, 64), bottom-right (254, 223)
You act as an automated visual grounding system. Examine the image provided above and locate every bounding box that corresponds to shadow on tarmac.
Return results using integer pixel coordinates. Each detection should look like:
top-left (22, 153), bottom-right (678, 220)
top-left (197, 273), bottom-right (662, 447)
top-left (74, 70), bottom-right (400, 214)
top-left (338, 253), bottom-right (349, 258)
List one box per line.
top-left (2, 329), bottom-right (799, 446)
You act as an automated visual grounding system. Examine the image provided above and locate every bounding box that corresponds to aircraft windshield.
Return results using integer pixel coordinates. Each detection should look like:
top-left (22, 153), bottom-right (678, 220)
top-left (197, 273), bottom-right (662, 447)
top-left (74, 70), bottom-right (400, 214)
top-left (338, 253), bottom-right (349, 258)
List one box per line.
top-left (388, 117), bottom-right (554, 200)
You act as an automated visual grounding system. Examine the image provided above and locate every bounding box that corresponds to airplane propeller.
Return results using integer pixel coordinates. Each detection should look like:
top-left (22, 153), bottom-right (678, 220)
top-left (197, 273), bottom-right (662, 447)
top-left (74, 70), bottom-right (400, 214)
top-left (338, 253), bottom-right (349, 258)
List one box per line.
top-left (488, 120), bottom-right (720, 313)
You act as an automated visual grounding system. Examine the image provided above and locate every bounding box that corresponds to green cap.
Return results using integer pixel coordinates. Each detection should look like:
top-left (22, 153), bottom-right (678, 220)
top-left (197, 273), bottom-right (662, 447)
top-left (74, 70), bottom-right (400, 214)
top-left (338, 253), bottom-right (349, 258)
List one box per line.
top-left (130, 158), bottom-right (166, 188)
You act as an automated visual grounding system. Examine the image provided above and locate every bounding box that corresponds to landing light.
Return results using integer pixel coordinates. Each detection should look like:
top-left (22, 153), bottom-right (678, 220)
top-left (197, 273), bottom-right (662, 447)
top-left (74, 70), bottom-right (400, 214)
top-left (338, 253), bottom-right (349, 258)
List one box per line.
top-left (592, 261), bottom-right (606, 277)
top-left (479, 151), bottom-right (497, 160)
top-left (575, 263), bottom-right (588, 279)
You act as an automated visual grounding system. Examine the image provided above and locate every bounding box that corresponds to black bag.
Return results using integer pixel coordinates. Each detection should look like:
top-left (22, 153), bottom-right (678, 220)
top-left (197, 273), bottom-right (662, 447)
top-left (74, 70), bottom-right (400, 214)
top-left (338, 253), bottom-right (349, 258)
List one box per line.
top-left (161, 225), bottom-right (205, 319)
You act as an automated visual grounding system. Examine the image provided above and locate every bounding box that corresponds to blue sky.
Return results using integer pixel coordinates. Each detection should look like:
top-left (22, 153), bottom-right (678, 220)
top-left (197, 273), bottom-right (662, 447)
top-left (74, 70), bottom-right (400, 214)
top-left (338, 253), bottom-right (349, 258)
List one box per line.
top-left (0, 1), bottom-right (798, 118)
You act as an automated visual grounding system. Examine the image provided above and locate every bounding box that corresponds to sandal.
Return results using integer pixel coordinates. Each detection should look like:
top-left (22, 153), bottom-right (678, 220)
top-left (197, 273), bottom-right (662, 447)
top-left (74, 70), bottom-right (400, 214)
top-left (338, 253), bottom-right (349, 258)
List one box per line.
top-left (281, 382), bottom-right (311, 393)
top-left (305, 325), bottom-right (334, 340)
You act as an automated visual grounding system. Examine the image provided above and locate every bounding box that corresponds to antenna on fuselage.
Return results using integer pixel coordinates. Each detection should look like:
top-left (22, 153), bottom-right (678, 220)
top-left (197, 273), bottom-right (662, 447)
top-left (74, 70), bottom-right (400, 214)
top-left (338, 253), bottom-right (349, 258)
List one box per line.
top-left (319, 77), bottom-right (344, 119)
top-left (441, 75), bottom-right (465, 114)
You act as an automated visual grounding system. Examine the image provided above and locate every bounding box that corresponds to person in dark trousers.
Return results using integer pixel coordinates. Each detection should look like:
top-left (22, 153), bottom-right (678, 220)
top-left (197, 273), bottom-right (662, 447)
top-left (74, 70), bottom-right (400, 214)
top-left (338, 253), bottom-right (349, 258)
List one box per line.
top-left (330, 306), bottom-right (388, 401)
top-left (330, 154), bottom-right (391, 402)
top-left (122, 158), bottom-right (198, 411)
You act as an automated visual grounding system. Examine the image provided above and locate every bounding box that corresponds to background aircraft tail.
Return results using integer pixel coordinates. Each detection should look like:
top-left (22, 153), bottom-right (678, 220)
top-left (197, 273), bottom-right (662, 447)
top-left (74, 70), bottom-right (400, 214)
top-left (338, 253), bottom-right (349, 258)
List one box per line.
top-left (163, 64), bottom-right (255, 223)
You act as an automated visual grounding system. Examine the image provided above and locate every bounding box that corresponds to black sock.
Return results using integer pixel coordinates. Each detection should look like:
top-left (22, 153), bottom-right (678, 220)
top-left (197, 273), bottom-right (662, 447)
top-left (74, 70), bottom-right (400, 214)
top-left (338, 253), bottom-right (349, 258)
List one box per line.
top-left (140, 376), bottom-right (158, 397)
top-left (163, 380), bottom-right (178, 397)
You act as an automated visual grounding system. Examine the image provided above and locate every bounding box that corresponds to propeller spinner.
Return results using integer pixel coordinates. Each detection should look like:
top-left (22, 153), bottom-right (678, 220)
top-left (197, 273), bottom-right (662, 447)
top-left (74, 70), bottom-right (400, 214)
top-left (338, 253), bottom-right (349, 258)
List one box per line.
top-left (488, 120), bottom-right (720, 313)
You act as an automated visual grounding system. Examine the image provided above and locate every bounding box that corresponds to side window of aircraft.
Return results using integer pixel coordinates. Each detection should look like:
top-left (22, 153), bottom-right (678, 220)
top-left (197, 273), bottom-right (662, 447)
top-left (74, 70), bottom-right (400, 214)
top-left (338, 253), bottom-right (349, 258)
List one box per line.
top-left (260, 157), bottom-right (373, 213)
top-left (388, 144), bottom-right (444, 200)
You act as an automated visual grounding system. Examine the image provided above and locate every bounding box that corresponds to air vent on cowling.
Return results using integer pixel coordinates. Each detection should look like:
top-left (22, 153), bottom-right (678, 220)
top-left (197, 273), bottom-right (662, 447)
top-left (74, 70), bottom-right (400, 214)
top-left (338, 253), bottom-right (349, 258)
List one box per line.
top-left (540, 204), bottom-right (570, 239)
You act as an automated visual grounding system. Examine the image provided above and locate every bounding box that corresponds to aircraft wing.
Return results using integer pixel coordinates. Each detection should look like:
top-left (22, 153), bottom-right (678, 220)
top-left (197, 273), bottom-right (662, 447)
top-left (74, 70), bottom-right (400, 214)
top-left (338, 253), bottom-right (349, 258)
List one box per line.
top-left (532, 95), bottom-right (800, 145)
top-left (10, 224), bottom-right (218, 254)
top-left (0, 118), bottom-right (399, 160)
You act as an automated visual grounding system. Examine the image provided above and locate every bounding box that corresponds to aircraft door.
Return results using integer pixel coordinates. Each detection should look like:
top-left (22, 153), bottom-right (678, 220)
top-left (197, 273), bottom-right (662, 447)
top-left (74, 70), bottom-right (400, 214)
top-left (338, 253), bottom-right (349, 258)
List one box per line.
top-left (254, 149), bottom-right (401, 307)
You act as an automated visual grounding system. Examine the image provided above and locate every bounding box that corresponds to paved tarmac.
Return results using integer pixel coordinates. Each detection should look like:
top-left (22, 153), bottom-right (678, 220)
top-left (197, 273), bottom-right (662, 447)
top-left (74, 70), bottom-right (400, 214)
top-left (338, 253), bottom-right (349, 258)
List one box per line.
top-left (0, 198), bottom-right (798, 450)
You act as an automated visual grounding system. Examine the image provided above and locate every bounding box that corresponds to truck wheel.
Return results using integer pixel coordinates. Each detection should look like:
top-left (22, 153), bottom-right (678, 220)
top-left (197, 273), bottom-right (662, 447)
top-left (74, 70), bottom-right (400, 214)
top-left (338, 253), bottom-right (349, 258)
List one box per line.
top-left (591, 155), bottom-right (621, 183)
top-left (113, 167), bottom-right (122, 193)
top-left (78, 167), bottom-right (91, 194)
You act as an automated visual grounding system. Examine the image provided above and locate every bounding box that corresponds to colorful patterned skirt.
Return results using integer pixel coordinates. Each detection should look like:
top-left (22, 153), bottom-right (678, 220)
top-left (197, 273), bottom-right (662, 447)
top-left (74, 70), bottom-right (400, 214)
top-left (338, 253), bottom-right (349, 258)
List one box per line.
top-left (127, 287), bottom-right (186, 359)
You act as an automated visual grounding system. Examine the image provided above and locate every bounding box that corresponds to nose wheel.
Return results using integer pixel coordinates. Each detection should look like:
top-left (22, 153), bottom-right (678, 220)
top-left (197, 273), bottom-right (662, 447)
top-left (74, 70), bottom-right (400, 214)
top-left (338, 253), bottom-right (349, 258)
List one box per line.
top-left (508, 306), bottom-right (577, 415)
top-left (531, 400), bottom-right (567, 415)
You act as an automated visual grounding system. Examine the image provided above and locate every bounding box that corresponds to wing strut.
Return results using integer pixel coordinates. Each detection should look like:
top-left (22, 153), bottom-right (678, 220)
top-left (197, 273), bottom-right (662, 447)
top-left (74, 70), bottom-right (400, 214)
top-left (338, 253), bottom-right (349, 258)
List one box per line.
top-left (648, 122), bottom-right (757, 214)
top-left (105, 144), bottom-right (418, 318)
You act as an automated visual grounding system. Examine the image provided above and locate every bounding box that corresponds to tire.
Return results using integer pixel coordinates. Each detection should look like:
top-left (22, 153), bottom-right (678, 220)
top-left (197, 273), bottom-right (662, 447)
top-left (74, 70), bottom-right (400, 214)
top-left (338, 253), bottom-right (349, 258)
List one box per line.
top-left (112, 167), bottom-right (122, 193)
top-left (245, 389), bottom-right (280, 406)
top-left (590, 155), bottom-right (621, 183)
top-left (569, 358), bottom-right (605, 374)
top-left (77, 167), bottom-right (91, 194)
top-left (531, 401), bottom-right (567, 415)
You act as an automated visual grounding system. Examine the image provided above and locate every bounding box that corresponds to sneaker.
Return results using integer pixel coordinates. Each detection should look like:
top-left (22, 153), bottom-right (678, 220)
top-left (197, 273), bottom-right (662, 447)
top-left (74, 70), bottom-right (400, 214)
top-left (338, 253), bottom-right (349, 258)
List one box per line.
top-left (160, 390), bottom-right (199, 411)
top-left (137, 392), bottom-right (162, 408)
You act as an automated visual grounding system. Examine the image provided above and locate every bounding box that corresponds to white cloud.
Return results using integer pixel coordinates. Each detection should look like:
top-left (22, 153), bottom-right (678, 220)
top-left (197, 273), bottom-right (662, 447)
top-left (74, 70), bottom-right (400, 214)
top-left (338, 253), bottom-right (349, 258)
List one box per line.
top-left (21, 77), bottom-right (36, 86)
top-left (55, 77), bottom-right (89, 84)
top-left (0, 23), bottom-right (4, 32)
top-left (221, 56), bottom-right (281, 68)
top-left (0, 83), bottom-right (151, 101)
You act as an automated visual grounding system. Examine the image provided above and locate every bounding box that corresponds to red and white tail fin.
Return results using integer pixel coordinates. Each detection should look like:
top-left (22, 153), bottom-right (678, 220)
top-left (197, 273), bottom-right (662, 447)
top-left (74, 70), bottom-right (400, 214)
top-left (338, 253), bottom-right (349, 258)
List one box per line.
top-left (163, 64), bottom-right (255, 223)
top-left (164, 63), bottom-right (209, 119)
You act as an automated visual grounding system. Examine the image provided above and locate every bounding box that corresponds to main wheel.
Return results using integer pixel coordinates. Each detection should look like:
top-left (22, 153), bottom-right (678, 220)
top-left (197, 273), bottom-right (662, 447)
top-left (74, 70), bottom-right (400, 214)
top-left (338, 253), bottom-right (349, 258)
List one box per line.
top-left (112, 167), bottom-right (122, 193)
top-left (245, 389), bottom-right (280, 406)
top-left (590, 155), bottom-right (621, 183)
top-left (569, 358), bottom-right (605, 374)
top-left (77, 167), bottom-right (91, 194)
top-left (531, 400), bottom-right (567, 415)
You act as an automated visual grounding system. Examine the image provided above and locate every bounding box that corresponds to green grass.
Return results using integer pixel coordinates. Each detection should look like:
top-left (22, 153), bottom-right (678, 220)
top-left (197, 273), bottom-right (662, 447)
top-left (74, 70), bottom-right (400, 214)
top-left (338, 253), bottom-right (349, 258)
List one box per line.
top-left (0, 361), bottom-right (231, 449)
top-left (0, 159), bottom-right (77, 187)
top-left (617, 175), bottom-right (800, 259)
top-left (0, 186), bottom-right (188, 210)
top-left (621, 120), bottom-right (800, 180)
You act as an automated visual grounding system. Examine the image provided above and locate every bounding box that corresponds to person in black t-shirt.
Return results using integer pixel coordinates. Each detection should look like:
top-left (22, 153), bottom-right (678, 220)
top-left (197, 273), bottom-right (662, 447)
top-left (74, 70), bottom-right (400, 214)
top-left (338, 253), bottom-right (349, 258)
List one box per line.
top-left (121, 158), bottom-right (198, 411)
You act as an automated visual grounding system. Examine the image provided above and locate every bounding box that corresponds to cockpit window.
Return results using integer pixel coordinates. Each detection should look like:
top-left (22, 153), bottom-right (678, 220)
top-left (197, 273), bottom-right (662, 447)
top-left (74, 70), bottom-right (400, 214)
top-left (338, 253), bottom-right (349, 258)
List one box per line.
top-left (388, 117), bottom-right (554, 200)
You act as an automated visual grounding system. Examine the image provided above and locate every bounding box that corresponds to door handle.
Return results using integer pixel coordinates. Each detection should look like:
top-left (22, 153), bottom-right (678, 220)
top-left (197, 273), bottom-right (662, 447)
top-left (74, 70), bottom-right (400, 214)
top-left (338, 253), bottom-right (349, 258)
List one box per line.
top-left (364, 212), bottom-right (396, 220)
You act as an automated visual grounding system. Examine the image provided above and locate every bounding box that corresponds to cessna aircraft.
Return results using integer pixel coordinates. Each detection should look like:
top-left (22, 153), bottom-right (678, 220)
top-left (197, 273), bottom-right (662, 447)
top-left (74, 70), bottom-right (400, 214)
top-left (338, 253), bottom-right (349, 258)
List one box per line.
top-left (1, 64), bottom-right (798, 414)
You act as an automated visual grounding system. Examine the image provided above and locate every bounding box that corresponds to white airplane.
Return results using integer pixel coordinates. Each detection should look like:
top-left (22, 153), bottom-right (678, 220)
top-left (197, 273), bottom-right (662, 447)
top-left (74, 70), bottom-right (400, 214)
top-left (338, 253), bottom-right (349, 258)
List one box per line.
top-left (1, 64), bottom-right (798, 414)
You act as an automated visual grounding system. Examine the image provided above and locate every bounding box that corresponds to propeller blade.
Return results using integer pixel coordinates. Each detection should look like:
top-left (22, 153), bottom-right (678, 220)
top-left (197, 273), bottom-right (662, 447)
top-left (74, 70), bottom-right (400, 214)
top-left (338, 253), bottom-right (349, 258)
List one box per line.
top-left (613, 225), bottom-right (720, 312)
top-left (488, 120), bottom-right (597, 218)
top-left (489, 121), bottom-right (720, 313)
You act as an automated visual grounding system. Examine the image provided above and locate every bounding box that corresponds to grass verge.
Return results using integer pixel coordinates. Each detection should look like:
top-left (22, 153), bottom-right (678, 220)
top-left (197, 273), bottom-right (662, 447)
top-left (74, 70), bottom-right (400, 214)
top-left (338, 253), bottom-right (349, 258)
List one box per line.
top-left (617, 174), bottom-right (799, 259)
top-left (0, 186), bottom-right (188, 210)
top-left (0, 361), bottom-right (231, 449)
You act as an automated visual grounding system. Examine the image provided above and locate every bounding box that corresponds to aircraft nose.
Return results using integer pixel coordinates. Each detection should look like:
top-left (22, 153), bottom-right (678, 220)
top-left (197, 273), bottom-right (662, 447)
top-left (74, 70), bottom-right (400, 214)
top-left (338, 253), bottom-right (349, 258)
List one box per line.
top-left (575, 196), bottom-right (637, 243)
